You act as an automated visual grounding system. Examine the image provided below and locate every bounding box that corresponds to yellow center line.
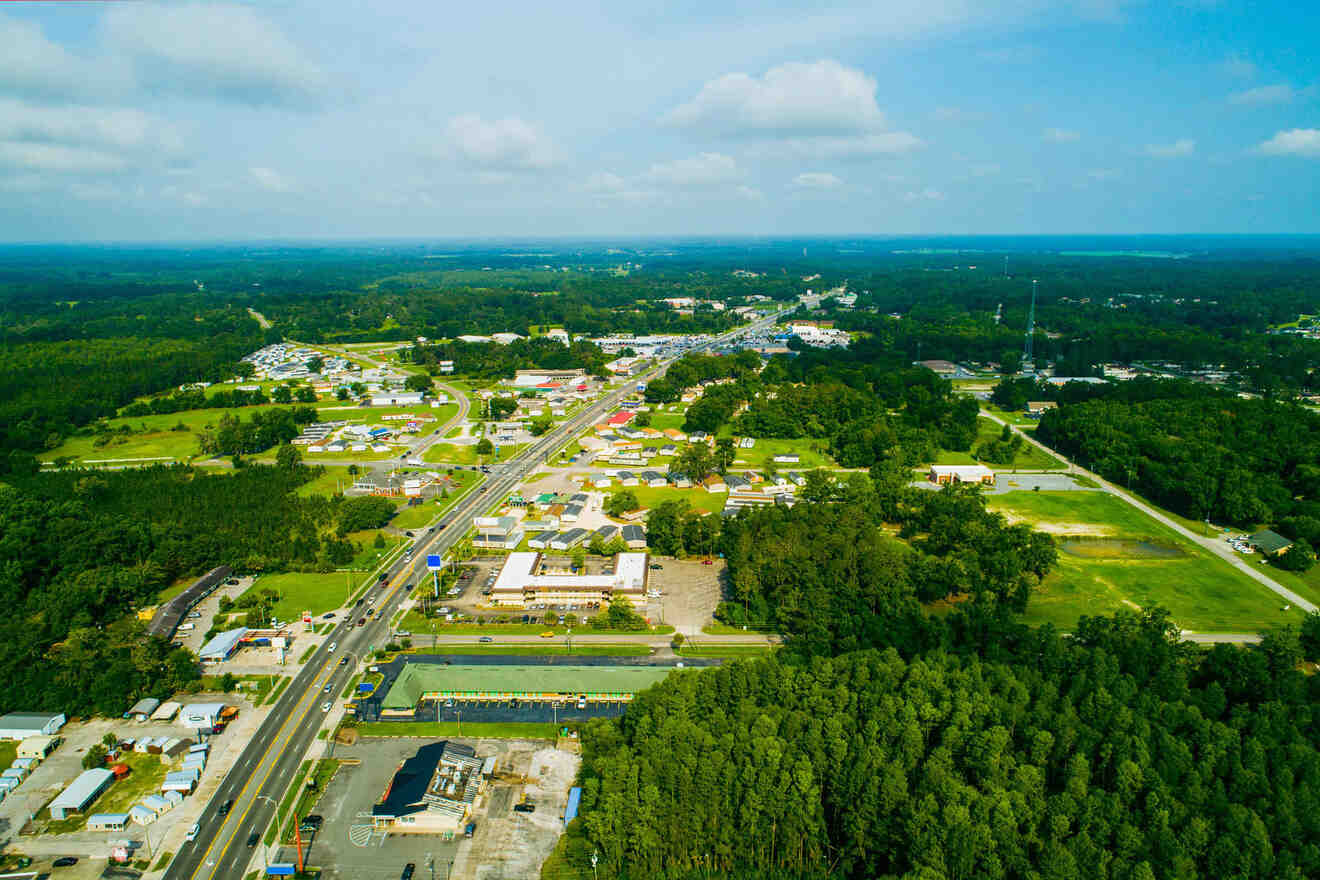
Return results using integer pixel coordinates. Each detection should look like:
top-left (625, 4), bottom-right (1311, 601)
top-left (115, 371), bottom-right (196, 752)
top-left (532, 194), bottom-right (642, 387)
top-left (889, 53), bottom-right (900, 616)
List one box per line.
top-left (189, 571), bottom-right (412, 880)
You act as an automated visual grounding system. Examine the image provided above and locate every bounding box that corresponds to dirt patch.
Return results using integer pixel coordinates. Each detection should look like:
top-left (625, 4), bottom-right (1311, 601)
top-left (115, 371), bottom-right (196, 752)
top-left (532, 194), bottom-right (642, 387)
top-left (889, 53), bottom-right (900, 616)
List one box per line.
top-left (998, 511), bottom-right (1113, 536)
top-left (1059, 538), bottom-right (1184, 559)
top-left (456, 744), bottom-right (579, 880)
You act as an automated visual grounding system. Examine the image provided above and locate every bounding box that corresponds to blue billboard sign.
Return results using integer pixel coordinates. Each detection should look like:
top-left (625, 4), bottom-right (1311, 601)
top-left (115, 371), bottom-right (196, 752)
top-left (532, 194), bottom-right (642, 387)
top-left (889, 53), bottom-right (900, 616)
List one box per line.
top-left (426, 554), bottom-right (443, 570)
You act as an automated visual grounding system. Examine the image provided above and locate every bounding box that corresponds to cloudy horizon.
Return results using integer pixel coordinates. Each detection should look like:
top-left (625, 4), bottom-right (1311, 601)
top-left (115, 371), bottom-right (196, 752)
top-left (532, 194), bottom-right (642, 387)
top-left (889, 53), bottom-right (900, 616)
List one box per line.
top-left (0, 1), bottom-right (1317, 240)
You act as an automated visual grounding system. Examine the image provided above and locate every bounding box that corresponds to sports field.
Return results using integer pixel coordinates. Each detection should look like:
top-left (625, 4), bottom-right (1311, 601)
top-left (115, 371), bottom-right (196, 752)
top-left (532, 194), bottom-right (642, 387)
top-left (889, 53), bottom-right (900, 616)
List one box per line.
top-left (989, 491), bottom-right (1304, 632)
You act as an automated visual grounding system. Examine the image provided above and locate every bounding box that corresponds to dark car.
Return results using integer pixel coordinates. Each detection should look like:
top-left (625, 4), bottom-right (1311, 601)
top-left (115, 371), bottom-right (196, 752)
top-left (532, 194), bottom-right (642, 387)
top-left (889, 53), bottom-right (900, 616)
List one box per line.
top-left (339, 657), bottom-right (349, 665)
top-left (401, 863), bottom-right (416, 880)
top-left (246, 832), bottom-right (259, 847)
top-left (649, 563), bottom-right (662, 570)
top-left (217, 799), bottom-right (233, 816)
top-left (513, 803), bottom-right (536, 813)
top-left (52, 857), bottom-right (78, 868)
top-left (300, 814), bottom-right (323, 832)
top-left (358, 618), bottom-right (367, 626)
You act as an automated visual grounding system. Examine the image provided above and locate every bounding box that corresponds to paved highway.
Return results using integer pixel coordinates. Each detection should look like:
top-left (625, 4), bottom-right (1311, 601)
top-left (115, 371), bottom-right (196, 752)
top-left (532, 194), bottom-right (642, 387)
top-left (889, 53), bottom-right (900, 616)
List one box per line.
top-left (165, 308), bottom-right (788, 880)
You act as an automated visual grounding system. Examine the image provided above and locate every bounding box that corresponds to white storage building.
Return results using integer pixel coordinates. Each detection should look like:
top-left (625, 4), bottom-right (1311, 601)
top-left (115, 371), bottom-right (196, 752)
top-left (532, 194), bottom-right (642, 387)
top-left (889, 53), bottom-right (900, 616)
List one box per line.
top-left (49, 768), bottom-right (113, 819)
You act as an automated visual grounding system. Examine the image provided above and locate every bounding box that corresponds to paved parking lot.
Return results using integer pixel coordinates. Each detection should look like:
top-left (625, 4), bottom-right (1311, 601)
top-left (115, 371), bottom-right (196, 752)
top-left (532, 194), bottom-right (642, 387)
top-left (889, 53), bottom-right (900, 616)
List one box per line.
top-left (416, 698), bottom-right (626, 725)
top-left (910, 472), bottom-right (1097, 495)
top-left (647, 557), bottom-right (724, 634)
top-left (300, 737), bottom-right (574, 880)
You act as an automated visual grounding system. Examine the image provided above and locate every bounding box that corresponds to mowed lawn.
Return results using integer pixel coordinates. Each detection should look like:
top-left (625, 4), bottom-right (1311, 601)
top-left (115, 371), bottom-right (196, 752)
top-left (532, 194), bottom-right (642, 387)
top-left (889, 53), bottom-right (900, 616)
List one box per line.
top-left (732, 438), bottom-right (835, 470)
top-left (988, 491), bottom-right (1304, 632)
top-left (246, 571), bottom-right (357, 621)
top-left (618, 484), bottom-right (726, 515)
top-left (42, 403), bottom-right (302, 464)
top-left (934, 417), bottom-right (1064, 470)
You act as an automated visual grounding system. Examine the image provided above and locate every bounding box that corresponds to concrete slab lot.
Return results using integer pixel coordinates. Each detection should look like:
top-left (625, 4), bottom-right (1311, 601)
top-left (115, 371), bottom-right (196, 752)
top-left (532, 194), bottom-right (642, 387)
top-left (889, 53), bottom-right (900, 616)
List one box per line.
top-left (648, 557), bottom-right (724, 634)
top-left (298, 737), bottom-right (577, 880)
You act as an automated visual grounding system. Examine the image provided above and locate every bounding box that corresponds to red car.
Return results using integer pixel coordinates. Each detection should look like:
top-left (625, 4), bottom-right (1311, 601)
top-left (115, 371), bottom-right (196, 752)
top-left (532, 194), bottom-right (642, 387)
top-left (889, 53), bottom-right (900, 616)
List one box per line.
top-left (701, 558), bottom-right (714, 565)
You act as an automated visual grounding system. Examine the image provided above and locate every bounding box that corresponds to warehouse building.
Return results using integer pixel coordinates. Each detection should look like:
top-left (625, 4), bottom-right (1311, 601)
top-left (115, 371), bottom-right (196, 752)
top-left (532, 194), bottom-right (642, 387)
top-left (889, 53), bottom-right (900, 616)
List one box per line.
top-left (380, 664), bottom-right (678, 715)
top-left (198, 628), bottom-right (248, 664)
top-left (488, 551), bottom-right (648, 609)
top-left (0, 712), bottom-right (65, 741)
top-left (50, 768), bottom-right (114, 819)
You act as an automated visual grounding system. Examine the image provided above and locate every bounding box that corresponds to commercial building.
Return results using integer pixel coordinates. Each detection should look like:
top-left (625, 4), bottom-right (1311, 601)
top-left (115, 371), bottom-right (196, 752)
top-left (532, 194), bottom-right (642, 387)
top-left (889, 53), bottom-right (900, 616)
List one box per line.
top-left (49, 768), bottom-right (114, 819)
top-left (472, 515), bottom-right (525, 550)
top-left (129, 698), bottom-right (160, 722)
top-left (1249, 529), bottom-right (1294, 557)
top-left (0, 712), bottom-right (65, 741)
top-left (513, 368), bottom-right (586, 387)
top-left (372, 741), bottom-right (492, 831)
top-left (489, 551), bottom-right (648, 609)
top-left (87, 813), bottom-right (130, 832)
top-left (146, 565), bottom-right (231, 641)
top-left (370, 391), bottom-right (426, 407)
top-left (928, 465), bottom-right (996, 486)
top-left (179, 703), bottom-right (229, 733)
top-left (198, 628), bottom-right (248, 664)
top-left (380, 664), bottom-right (677, 712)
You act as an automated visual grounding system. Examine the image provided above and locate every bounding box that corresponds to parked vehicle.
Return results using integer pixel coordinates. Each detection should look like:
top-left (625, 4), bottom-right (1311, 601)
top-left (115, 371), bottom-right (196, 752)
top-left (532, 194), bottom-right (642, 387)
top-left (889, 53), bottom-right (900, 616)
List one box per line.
top-left (328, 642), bottom-right (337, 653)
top-left (401, 864), bottom-right (416, 880)
top-left (246, 832), bottom-right (259, 847)
top-left (217, 799), bottom-right (233, 816)
top-left (465, 822), bottom-right (477, 838)
top-left (186, 823), bottom-right (199, 841)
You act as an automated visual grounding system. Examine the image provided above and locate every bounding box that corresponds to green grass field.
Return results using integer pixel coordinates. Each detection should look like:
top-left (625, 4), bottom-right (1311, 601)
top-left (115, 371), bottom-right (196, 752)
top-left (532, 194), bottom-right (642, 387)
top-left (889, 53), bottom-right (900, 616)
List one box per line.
top-left (295, 466), bottom-right (357, 498)
top-left (721, 437), bottom-right (835, 470)
top-left (357, 721), bottom-right (560, 739)
top-left (407, 643), bottom-right (651, 656)
top-left (934, 417), bottom-right (1064, 470)
top-left (0, 741), bottom-right (15, 773)
top-left (988, 491), bottom-right (1305, 631)
top-left (646, 411), bottom-right (688, 432)
top-left (247, 571), bottom-right (357, 621)
top-left (423, 441), bottom-right (523, 465)
top-left (397, 610), bottom-right (672, 636)
top-left (623, 484), bottom-right (726, 514)
top-left (677, 644), bottom-right (775, 657)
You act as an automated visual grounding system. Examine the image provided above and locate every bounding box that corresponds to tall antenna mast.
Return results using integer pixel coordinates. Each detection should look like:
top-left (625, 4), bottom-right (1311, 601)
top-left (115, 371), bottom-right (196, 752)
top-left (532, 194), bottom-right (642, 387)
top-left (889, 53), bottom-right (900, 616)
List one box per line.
top-left (1022, 279), bottom-right (1037, 375)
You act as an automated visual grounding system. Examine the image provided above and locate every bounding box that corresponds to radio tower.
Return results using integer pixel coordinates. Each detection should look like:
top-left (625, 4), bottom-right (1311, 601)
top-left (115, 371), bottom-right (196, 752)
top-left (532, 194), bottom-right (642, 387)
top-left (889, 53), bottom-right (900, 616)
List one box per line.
top-left (1022, 279), bottom-right (1037, 376)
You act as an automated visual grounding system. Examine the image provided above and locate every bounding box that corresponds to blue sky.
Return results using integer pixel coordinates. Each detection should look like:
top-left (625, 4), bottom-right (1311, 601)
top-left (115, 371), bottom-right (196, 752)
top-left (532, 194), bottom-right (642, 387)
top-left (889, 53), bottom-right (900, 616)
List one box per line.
top-left (0, 1), bottom-right (1315, 239)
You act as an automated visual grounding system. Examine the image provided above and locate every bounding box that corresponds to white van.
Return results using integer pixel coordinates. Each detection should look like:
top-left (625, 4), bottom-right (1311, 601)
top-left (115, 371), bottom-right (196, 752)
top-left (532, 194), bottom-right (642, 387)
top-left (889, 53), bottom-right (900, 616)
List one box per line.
top-left (178, 623), bottom-right (196, 632)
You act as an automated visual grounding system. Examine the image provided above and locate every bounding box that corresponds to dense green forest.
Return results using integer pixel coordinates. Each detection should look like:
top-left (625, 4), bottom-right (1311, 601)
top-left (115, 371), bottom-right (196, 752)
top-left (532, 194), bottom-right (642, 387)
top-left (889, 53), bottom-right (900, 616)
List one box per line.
top-left (1033, 387), bottom-right (1320, 527)
top-left (0, 460), bottom-right (384, 716)
top-left (569, 480), bottom-right (1320, 879)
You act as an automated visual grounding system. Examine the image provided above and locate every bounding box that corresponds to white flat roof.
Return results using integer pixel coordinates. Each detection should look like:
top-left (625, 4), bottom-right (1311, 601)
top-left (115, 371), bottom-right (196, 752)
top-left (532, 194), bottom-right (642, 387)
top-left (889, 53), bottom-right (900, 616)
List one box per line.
top-left (492, 552), bottom-right (648, 594)
top-left (930, 464), bottom-right (994, 477)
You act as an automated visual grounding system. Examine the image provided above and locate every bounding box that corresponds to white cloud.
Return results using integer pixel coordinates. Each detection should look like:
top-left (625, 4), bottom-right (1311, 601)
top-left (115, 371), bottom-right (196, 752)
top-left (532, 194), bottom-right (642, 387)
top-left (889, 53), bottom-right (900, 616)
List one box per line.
top-left (744, 131), bottom-right (922, 160)
top-left (103, 3), bottom-right (325, 105)
top-left (643, 153), bottom-right (740, 187)
top-left (0, 15), bottom-right (124, 100)
top-left (1229, 84), bottom-right (1293, 105)
top-left (665, 60), bottom-right (888, 136)
top-left (1145, 138), bottom-right (1196, 158)
top-left (0, 141), bottom-right (127, 174)
top-left (903, 187), bottom-right (945, 202)
top-left (250, 166), bottom-right (292, 192)
top-left (791, 172), bottom-right (843, 189)
top-left (1043, 127), bottom-right (1080, 143)
top-left (0, 99), bottom-right (180, 154)
top-left (1257, 129), bottom-right (1320, 157)
top-left (443, 114), bottom-right (558, 171)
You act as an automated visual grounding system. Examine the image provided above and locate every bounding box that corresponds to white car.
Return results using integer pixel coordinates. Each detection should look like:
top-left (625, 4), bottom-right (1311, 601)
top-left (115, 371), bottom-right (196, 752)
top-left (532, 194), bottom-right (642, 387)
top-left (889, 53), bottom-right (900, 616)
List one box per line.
top-left (186, 823), bottom-right (200, 842)
top-left (327, 642), bottom-right (337, 653)
top-left (321, 702), bottom-right (331, 713)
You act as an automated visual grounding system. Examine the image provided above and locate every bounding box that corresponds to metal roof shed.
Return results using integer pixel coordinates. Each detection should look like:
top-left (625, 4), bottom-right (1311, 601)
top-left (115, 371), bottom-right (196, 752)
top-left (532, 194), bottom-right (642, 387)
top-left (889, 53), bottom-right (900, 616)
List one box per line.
top-left (129, 804), bottom-right (156, 825)
top-left (0, 712), bottom-right (66, 740)
top-left (87, 813), bottom-right (130, 831)
top-left (129, 698), bottom-right (160, 718)
top-left (49, 768), bottom-right (113, 819)
top-left (198, 628), bottom-right (248, 664)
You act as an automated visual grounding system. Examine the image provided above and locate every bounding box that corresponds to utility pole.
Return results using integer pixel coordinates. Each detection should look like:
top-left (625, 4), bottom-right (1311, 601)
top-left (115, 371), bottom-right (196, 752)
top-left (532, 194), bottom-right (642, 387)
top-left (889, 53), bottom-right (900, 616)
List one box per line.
top-left (1023, 279), bottom-right (1037, 376)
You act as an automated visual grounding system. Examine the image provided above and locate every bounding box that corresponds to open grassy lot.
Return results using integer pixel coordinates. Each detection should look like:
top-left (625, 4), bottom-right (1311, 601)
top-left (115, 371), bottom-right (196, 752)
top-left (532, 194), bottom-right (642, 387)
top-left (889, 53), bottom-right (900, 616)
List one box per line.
top-left (389, 470), bottom-right (480, 530)
top-left (423, 441), bottom-right (524, 465)
top-left (295, 466), bottom-right (358, 498)
top-left (41, 403), bottom-right (302, 464)
top-left (43, 753), bottom-right (168, 833)
top-left (622, 484), bottom-right (726, 515)
top-left (989, 491), bottom-right (1304, 632)
top-left (247, 571), bottom-right (356, 621)
top-left (0, 741), bottom-right (15, 773)
top-left (357, 721), bottom-right (559, 739)
top-left (646, 411), bottom-right (688, 432)
top-left (720, 436), bottom-right (836, 470)
top-left (935, 417), bottom-right (1065, 470)
top-left (982, 404), bottom-right (1039, 428)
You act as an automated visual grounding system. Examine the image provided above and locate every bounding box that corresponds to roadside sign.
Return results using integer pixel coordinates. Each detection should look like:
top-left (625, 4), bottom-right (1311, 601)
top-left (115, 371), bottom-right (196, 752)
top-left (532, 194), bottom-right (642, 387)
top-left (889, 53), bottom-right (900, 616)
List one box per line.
top-left (426, 554), bottom-right (443, 570)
